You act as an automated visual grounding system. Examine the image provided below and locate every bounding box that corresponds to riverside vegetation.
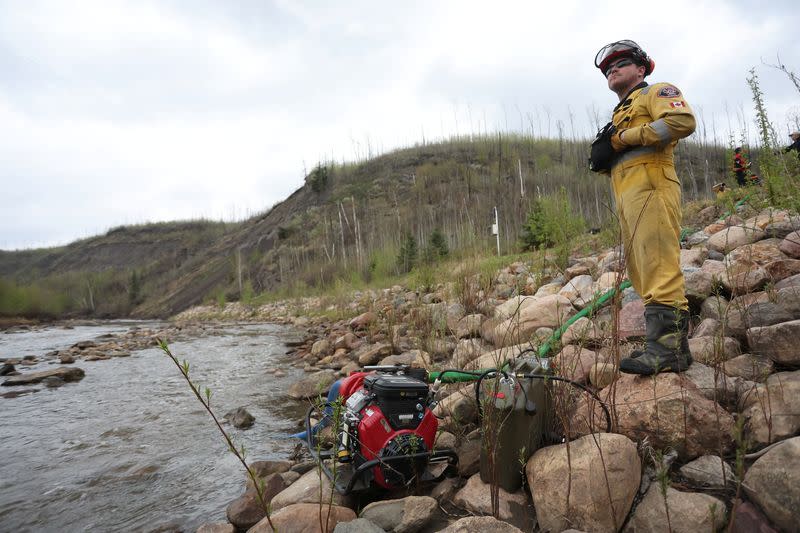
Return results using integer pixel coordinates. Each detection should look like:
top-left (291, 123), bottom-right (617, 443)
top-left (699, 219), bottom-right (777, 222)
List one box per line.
top-left (3, 70), bottom-right (800, 531)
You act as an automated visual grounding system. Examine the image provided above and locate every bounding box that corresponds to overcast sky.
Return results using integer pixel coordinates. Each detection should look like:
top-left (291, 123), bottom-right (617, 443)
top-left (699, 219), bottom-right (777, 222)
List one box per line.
top-left (1, 0), bottom-right (798, 250)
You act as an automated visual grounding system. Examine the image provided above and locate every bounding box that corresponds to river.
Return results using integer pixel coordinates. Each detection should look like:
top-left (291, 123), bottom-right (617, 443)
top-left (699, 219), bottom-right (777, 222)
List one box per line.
top-left (0, 322), bottom-right (308, 532)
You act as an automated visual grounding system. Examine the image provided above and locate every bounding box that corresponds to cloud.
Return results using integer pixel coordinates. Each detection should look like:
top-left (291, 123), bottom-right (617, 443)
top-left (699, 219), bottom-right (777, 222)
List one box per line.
top-left (0, 0), bottom-right (798, 249)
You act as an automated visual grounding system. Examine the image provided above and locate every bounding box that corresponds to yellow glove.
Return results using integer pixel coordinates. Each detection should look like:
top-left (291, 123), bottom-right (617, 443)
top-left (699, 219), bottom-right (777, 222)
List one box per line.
top-left (611, 130), bottom-right (628, 152)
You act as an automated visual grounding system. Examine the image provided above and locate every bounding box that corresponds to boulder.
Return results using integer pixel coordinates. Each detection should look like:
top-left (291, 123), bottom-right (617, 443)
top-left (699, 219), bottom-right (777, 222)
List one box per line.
top-left (349, 312), bottom-right (377, 330)
top-left (311, 339), bottom-right (333, 359)
top-left (743, 436), bottom-right (800, 532)
top-left (779, 230), bottom-right (800, 258)
top-left (764, 258), bottom-right (800, 282)
top-left (287, 370), bottom-right (337, 400)
top-left (775, 272), bottom-right (800, 289)
top-left (359, 496), bottom-right (437, 533)
top-left (250, 503), bottom-right (356, 533)
top-left (725, 238), bottom-right (786, 265)
top-left (526, 433), bottom-right (639, 533)
top-left (333, 332), bottom-right (358, 350)
top-left (446, 303), bottom-right (467, 332)
top-left (452, 473), bottom-right (530, 527)
top-left (722, 354), bottom-right (774, 382)
top-left (494, 296), bottom-right (539, 320)
top-left (332, 518), bottom-right (385, 533)
top-left (437, 516), bottom-right (523, 533)
top-left (684, 362), bottom-right (751, 406)
top-left (720, 261), bottom-right (770, 295)
top-left (466, 343), bottom-right (537, 372)
top-left (454, 431), bottom-right (481, 477)
top-left (685, 230), bottom-right (710, 246)
top-left (455, 314), bottom-right (484, 339)
top-left (728, 500), bottom-right (779, 533)
top-left (225, 407), bottom-right (255, 429)
top-left (355, 343), bottom-right (393, 366)
top-left (618, 299), bottom-right (646, 338)
top-left (43, 376), bottom-right (65, 388)
top-left (559, 274), bottom-right (595, 308)
top-left (589, 362), bottom-right (618, 389)
top-left (679, 455), bottom-right (735, 488)
top-left (435, 430), bottom-right (456, 450)
top-left (269, 467), bottom-right (352, 512)
top-left (700, 259), bottom-right (727, 284)
top-left (740, 370), bottom-right (800, 450)
top-left (196, 523), bottom-right (235, 533)
top-left (226, 490), bottom-right (266, 531)
top-left (449, 339), bottom-right (487, 368)
top-left (565, 259), bottom-right (596, 279)
top-left (700, 295), bottom-right (729, 321)
top-left (245, 466), bottom-right (290, 494)
top-left (492, 294), bottom-right (574, 347)
top-left (747, 319), bottom-right (800, 366)
top-left (572, 373), bottom-right (734, 459)
top-left (2, 366), bottom-right (85, 386)
top-left (560, 317), bottom-right (604, 345)
top-left (726, 301), bottom-right (793, 337)
top-left (534, 282), bottom-right (563, 297)
top-left (429, 476), bottom-right (460, 502)
top-left (681, 248), bottom-right (708, 268)
top-left (623, 484), bottom-right (727, 532)
top-left (433, 386), bottom-right (477, 430)
top-left (693, 318), bottom-right (722, 338)
top-left (687, 336), bottom-right (741, 364)
top-left (745, 210), bottom-right (792, 231)
top-left (378, 350), bottom-right (431, 368)
top-left (684, 269), bottom-right (714, 304)
top-left (594, 271), bottom-right (624, 292)
top-left (553, 345), bottom-right (605, 384)
top-left (707, 225), bottom-right (766, 254)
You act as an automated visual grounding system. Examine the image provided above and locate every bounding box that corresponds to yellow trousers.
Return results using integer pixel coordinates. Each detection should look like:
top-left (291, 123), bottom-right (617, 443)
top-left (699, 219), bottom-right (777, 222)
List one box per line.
top-left (611, 160), bottom-right (688, 310)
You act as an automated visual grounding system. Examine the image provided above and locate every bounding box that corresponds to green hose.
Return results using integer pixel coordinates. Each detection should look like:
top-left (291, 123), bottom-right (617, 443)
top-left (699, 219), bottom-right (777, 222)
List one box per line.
top-left (537, 279), bottom-right (632, 358)
top-left (427, 278), bottom-right (634, 382)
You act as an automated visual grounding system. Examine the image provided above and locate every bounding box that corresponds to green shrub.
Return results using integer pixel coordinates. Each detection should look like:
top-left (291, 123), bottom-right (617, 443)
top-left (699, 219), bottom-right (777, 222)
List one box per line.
top-left (396, 233), bottom-right (418, 274)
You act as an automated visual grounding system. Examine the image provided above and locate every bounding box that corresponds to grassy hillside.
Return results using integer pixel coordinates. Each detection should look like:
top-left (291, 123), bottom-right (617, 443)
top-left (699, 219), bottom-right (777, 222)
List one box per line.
top-left (0, 133), bottom-right (750, 320)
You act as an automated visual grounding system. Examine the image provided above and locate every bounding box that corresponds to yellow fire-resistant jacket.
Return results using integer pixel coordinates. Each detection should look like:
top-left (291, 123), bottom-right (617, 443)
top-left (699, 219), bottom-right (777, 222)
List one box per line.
top-left (609, 82), bottom-right (696, 309)
top-left (611, 82), bottom-right (696, 174)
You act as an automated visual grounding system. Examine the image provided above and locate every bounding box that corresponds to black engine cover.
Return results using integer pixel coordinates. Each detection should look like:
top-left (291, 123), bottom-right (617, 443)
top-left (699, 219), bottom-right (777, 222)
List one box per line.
top-left (363, 374), bottom-right (428, 430)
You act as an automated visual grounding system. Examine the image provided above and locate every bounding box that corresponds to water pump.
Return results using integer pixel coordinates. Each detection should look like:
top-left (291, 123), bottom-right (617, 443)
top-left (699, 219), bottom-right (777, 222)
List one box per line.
top-left (304, 366), bottom-right (458, 494)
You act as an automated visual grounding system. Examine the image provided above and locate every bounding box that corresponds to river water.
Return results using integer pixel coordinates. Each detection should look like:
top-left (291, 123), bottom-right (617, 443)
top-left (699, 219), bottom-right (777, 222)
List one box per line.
top-left (0, 322), bottom-right (308, 532)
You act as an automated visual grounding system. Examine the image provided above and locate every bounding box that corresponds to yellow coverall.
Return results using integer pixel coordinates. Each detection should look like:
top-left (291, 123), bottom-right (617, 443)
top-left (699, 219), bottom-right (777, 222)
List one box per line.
top-left (609, 82), bottom-right (696, 310)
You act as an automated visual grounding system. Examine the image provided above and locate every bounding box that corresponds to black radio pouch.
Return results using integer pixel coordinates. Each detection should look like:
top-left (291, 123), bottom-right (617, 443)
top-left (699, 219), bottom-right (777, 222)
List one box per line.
top-left (589, 121), bottom-right (617, 173)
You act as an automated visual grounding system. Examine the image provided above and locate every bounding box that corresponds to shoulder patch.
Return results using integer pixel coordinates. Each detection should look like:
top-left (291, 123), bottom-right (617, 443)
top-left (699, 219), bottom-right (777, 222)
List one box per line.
top-left (658, 85), bottom-right (681, 98)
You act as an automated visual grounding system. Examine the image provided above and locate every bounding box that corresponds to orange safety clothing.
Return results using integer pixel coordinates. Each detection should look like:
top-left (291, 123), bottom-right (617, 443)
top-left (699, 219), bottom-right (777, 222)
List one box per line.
top-left (607, 82), bottom-right (696, 310)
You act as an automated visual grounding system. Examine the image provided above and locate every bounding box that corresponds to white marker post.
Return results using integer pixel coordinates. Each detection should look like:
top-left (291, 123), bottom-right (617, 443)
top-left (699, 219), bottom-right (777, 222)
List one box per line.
top-left (492, 206), bottom-right (500, 256)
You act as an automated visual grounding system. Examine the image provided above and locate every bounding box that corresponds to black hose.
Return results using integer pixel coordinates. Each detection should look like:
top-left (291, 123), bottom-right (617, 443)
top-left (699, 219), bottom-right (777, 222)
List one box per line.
top-left (473, 369), bottom-right (613, 434)
top-left (518, 373), bottom-right (613, 433)
top-left (474, 369), bottom-right (509, 422)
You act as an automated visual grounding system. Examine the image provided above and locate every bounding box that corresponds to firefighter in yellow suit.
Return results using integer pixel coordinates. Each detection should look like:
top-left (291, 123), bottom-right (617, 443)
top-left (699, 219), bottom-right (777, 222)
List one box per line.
top-left (592, 40), bottom-right (696, 375)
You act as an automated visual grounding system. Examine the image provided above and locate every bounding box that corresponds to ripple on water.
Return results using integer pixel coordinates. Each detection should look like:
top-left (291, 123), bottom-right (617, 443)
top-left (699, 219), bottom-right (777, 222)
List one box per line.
top-left (0, 321), bottom-right (305, 532)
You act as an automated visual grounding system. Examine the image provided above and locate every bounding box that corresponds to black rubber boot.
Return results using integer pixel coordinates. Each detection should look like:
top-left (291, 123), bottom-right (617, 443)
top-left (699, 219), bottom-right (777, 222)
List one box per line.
top-left (620, 304), bottom-right (693, 375)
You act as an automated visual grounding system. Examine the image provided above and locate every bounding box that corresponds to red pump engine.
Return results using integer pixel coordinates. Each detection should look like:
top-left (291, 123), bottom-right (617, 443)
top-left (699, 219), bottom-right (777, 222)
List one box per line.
top-left (319, 369), bottom-right (445, 491)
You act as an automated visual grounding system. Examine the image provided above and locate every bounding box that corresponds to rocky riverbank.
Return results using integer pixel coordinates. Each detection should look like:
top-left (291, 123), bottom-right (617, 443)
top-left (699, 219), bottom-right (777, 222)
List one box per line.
top-left (189, 204), bottom-right (800, 533)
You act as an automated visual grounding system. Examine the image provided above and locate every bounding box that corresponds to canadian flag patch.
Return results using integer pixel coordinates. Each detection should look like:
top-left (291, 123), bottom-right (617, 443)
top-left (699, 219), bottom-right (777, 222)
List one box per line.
top-left (670, 101), bottom-right (686, 108)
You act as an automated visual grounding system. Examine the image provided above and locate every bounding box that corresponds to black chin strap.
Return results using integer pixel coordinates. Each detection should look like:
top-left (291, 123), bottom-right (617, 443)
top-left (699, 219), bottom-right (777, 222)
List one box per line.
top-left (614, 81), bottom-right (648, 111)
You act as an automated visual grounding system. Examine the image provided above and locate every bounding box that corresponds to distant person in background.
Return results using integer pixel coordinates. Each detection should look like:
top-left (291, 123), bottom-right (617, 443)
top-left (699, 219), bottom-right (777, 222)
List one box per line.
top-left (712, 182), bottom-right (729, 196)
top-left (785, 131), bottom-right (800, 155)
top-left (733, 147), bottom-right (749, 186)
top-left (590, 39), bottom-right (696, 375)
